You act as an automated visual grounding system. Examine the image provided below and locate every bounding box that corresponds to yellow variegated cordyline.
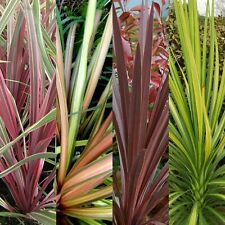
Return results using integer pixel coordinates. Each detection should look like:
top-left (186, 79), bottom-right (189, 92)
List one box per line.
top-left (169, 0), bottom-right (225, 224)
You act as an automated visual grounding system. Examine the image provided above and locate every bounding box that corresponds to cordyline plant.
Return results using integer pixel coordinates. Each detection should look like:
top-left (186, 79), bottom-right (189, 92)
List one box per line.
top-left (169, 0), bottom-right (225, 224)
top-left (56, 0), bottom-right (112, 224)
top-left (0, 0), bottom-right (56, 224)
top-left (113, 2), bottom-right (169, 225)
top-left (114, 0), bottom-right (169, 115)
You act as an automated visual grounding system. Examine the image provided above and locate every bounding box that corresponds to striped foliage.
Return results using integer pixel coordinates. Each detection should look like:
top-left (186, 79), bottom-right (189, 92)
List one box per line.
top-left (169, 0), bottom-right (225, 224)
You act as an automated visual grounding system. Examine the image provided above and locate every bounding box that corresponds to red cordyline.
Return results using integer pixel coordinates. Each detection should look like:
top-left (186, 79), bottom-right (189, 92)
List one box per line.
top-left (113, 2), bottom-right (168, 225)
top-left (0, 0), bottom-right (56, 215)
top-left (114, 0), bottom-right (169, 113)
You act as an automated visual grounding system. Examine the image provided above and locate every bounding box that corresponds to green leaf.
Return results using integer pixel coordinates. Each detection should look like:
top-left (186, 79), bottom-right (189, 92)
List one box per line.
top-left (0, 0), bottom-right (20, 35)
top-left (0, 211), bottom-right (29, 219)
top-left (29, 210), bottom-right (56, 225)
top-left (188, 204), bottom-right (198, 225)
top-left (64, 206), bottom-right (112, 220)
top-left (68, 0), bottom-right (97, 168)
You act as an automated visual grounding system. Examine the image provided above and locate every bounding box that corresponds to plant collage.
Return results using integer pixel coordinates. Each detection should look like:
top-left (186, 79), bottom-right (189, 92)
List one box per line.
top-left (0, 0), bottom-right (224, 224)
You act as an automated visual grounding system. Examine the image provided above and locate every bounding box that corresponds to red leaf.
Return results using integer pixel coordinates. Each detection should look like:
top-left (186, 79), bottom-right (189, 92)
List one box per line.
top-left (149, 87), bottom-right (157, 103)
top-left (153, 2), bottom-right (161, 16)
top-left (151, 72), bottom-right (162, 87)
